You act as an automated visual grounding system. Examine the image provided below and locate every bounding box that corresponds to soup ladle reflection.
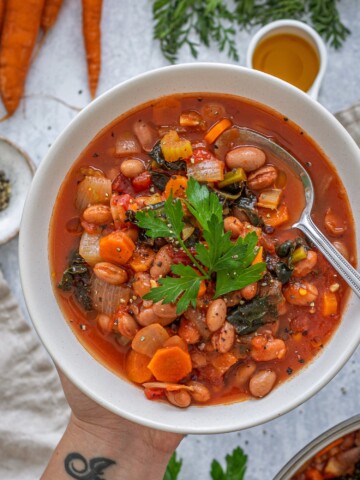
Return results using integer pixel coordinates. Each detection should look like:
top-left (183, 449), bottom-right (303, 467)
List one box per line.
top-left (238, 128), bottom-right (360, 298)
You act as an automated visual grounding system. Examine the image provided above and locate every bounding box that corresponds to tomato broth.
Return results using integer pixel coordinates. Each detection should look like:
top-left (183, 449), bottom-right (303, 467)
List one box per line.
top-left (49, 93), bottom-right (355, 408)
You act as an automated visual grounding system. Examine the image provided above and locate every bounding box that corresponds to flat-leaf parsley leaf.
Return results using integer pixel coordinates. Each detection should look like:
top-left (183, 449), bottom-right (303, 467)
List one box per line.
top-left (210, 446), bottom-right (248, 480)
top-left (136, 178), bottom-right (265, 314)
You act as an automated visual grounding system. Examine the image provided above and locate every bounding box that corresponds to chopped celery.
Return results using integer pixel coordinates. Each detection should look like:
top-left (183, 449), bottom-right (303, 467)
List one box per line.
top-left (218, 168), bottom-right (247, 188)
top-left (291, 246), bottom-right (308, 264)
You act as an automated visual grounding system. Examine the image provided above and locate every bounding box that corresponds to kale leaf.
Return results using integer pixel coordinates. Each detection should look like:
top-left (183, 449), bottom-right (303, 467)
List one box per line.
top-left (149, 141), bottom-right (186, 171)
top-left (58, 251), bottom-right (93, 311)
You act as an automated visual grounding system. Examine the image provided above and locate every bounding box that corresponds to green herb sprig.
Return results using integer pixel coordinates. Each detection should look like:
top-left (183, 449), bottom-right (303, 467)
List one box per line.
top-left (164, 447), bottom-right (248, 480)
top-left (211, 446), bottom-right (248, 480)
top-left (164, 452), bottom-right (182, 480)
top-left (135, 178), bottom-right (265, 314)
top-left (152, 0), bottom-right (350, 63)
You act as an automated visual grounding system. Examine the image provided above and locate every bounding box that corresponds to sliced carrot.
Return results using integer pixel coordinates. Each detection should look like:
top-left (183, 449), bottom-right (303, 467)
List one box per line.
top-left (211, 352), bottom-right (237, 375)
top-left (204, 118), bottom-right (232, 144)
top-left (179, 111), bottom-right (205, 128)
top-left (261, 204), bottom-right (289, 228)
top-left (132, 324), bottom-right (169, 358)
top-left (82, 0), bottom-right (102, 98)
top-left (41, 0), bottom-right (64, 33)
top-left (99, 230), bottom-right (135, 265)
top-left (304, 469), bottom-right (323, 480)
top-left (322, 291), bottom-right (338, 316)
top-left (125, 350), bottom-right (153, 384)
top-left (314, 437), bottom-right (344, 460)
top-left (252, 246), bottom-right (263, 265)
top-left (147, 346), bottom-right (192, 383)
top-left (128, 245), bottom-right (155, 272)
top-left (197, 279), bottom-right (207, 298)
top-left (163, 335), bottom-right (188, 352)
top-left (0, 0), bottom-right (46, 115)
top-left (164, 175), bottom-right (188, 199)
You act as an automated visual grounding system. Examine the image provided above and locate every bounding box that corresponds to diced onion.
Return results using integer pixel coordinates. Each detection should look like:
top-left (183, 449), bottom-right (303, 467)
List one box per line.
top-left (79, 232), bottom-right (103, 266)
top-left (187, 159), bottom-right (224, 182)
top-left (91, 276), bottom-right (130, 314)
top-left (115, 132), bottom-right (141, 157)
top-left (257, 189), bottom-right (282, 210)
top-left (133, 119), bottom-right (159, 152)
top-left (75, 176), bottom-right (112, 211)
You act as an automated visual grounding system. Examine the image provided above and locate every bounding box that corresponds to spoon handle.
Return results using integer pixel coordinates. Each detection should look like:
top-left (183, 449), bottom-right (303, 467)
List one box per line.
top-left (296, 214), bottom-right (360, 299)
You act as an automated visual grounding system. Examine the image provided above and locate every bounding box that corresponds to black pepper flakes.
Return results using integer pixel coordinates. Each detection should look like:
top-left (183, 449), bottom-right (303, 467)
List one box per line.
top-left (0, 170), bottom-right (11, 212)
top-left (286, 367), bottom-right (293, 375)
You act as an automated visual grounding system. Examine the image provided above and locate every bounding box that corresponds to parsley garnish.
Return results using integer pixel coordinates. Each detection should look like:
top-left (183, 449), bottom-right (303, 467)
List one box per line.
top-left (163, 452), bottom-right (182, 480)
top-left (210, 447), bottom-right (248, 480)
top-left (135, 178), bottom-right (265, 314)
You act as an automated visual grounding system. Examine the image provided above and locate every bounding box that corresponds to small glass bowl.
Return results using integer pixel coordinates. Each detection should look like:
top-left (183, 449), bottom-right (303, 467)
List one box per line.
top-left (246, 19), bottom-right (328, 100)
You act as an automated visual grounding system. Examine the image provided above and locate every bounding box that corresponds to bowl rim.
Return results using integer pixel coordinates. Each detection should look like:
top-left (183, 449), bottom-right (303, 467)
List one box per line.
top-left (274, 414), bottom-right (360, 479)
top-left (19, 63), bottom-right (360, 433)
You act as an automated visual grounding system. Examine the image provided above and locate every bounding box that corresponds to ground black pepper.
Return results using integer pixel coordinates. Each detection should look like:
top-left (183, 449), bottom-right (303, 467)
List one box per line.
top-left (0, 170), bottom-right (11, 211)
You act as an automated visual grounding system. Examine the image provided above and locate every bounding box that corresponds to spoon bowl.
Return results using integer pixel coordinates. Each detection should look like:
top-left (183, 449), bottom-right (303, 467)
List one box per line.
top-left (239, 128), bottom-right (360, 297)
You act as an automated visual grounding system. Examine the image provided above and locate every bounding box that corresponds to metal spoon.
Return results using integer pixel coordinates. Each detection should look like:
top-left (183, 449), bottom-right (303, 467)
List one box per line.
top-left (238, 128), bottom-right (360, 298)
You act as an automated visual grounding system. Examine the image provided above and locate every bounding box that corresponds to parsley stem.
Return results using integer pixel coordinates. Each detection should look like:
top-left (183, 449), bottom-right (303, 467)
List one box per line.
top-left (177, 238), bottom-right (208, 278)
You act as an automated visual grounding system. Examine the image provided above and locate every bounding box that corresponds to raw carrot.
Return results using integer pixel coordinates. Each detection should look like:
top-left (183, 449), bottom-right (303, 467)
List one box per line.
top-left (322, 290), bottom-right (338, 316)
top-left (164, 175), bottom-right (188, 199)
top-left (99, 230), bottom-right (135, 265)
top-left (125, 350), bottom-right (153, 384)
top-left (82, 0), bottom-right (102, 98)
top-left (204, 118), bottom-right (232, 144)
top-left (0, 0), bottom-right (6, 33)
top-left (41, 0), bottom-right (63, 33)
top-left (0, 0), bottom-right (46, 115)
top-left (147, 346), bottom-right (192, 383)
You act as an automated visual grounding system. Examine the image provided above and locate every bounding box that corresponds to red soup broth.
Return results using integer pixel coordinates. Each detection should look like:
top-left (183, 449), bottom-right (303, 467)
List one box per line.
top-left (49, 93), bottom-right (355, 408)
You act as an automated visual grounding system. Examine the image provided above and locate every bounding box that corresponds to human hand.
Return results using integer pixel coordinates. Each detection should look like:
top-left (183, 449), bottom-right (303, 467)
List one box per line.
top-left (58, 368), bottom-right (183, 456)
top-left (42, 368), bottom-right (183, 480)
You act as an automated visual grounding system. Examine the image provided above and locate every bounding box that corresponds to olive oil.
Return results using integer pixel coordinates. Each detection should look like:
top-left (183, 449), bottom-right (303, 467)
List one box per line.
top-left (252, 33), bottom-right (320, 92)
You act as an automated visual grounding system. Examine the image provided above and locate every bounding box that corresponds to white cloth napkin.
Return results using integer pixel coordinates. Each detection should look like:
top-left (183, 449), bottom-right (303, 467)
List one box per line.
top-left (0, 103), bottom-right (359, 479)
top-left (0, 269), bottom-right (69, 480)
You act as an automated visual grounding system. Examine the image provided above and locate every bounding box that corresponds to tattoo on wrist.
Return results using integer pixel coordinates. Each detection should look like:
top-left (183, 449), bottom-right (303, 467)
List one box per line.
top-left (64, 453), bottom-right (115, 480)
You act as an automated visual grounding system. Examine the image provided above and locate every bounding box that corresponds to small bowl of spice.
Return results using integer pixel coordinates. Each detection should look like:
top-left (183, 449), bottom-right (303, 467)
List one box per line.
top-left (246, 19), bottom-right (327, 100)
top-left (0, 138), bottom-right (35, 245)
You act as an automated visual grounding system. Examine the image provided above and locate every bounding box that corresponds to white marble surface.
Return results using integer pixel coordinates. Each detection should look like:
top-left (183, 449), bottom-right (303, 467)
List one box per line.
top-left (0, 1), bottom-right (359, 478)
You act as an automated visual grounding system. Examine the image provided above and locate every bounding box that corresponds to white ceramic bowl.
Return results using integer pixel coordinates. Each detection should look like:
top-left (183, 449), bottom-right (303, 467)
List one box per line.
top-left (246, 20), bottom-right (327, 100)
top-left (19, 63), bottom-right (360, 434)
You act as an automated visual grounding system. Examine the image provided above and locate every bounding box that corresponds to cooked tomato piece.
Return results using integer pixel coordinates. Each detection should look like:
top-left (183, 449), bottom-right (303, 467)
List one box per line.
top-left (132, 171), bottom-right (151, 192)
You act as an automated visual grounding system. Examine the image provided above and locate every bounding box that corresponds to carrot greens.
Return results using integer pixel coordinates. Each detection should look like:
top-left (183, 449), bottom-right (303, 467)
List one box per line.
top-left (136, 178), bottom-right (265, 314)
top-left (152, 0), bottom-right (350, 63)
